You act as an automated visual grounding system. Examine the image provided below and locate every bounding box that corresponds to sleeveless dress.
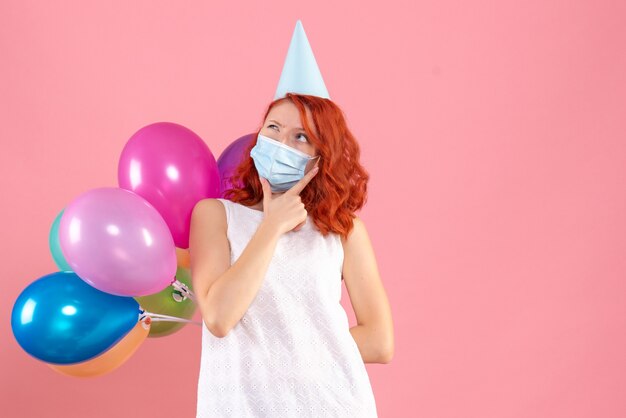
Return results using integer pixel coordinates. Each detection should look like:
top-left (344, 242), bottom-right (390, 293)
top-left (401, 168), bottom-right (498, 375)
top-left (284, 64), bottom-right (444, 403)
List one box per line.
top-left (196, 198), bottom-right (378, 417)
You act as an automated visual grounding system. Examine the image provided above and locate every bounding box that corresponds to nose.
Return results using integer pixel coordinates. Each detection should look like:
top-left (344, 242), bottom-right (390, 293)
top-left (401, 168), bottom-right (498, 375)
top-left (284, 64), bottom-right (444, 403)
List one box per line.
top-left (277, 132), bottom-right (290, 145)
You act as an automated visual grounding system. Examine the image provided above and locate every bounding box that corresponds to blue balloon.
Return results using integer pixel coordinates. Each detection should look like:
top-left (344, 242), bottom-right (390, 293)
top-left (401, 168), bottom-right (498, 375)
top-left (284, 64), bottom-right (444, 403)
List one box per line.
top-left (11, 271), bottom-right (140, 365)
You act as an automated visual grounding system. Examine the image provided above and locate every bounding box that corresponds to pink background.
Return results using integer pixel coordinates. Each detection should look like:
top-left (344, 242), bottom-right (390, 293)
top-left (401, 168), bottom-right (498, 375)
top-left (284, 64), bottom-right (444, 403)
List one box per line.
top-left (2, 1), bottom-right (625, 417)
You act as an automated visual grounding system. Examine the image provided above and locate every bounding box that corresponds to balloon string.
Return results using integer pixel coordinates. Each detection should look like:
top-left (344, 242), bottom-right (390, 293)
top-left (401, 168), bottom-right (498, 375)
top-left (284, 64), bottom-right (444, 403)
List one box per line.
top-left (142, 310), bottom-right (202, 326)
top-left (149, 317), bottom-right (202, 325)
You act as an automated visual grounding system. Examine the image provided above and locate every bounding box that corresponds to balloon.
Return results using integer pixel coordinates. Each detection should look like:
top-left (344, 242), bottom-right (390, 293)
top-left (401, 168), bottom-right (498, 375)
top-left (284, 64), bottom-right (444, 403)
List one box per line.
top-left (58, 187), bottom-right (177, 297)
top-left (217, 133), bottom-right (255, 196)
top-left (48, 209), bottom-right (72, 271)
top-left (176, 247), bottom-right (190, 269)
top-left (48, 320), bottom-right (150, 377)
top-left (11, 271), bottom-right (140, 365)
top-left (135, 267), bottom-right (196, 337)
top-left (118, 122), bottom-right (220, 248)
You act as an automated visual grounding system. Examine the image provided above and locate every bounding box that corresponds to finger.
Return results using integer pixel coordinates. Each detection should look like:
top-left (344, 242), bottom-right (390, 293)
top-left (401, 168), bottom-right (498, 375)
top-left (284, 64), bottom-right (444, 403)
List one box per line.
top-left (287, 165), bottom-right (319, 196)
top-left (292, 220), bottom-right (306, 232)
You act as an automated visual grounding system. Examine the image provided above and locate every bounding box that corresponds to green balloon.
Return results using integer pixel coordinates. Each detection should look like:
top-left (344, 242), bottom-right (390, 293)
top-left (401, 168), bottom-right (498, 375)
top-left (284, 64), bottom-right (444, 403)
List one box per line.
top-left (49, 209), bottom-right (72, 271)
top-left (135, 266), bottom-right (197, 337)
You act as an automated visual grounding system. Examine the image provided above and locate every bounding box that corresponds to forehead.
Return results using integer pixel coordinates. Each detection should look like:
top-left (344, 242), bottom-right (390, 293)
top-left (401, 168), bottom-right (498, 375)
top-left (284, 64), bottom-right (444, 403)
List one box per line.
top-left (266, 101), bottom-right (316, 132)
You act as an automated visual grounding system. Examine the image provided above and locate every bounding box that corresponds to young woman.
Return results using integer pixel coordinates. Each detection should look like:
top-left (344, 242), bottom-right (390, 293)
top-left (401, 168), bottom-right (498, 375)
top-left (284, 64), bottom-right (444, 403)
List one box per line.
top-left (190, 93), bottom-right (394, 417)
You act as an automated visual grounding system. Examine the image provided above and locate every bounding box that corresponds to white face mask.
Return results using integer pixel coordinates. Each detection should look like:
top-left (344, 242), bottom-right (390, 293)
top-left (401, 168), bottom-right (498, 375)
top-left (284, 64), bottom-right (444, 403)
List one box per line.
top-left (250, 134), bottom-right (320, 192)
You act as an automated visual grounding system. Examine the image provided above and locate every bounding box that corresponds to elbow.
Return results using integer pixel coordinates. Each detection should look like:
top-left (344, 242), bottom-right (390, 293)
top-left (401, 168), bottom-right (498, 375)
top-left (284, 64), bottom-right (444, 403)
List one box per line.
top-left (377, 348), bottom-right (394, 364)
top-left (198, 292), bottom-right (232, 338)
top-left (202, 316), bottom-right (231, 339)
top-left (377, 340), bottom-right (394, 364)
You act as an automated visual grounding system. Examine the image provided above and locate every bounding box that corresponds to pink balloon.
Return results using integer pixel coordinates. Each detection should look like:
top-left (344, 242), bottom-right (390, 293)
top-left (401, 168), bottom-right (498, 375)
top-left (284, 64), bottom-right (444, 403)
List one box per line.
top-left (59, 187), bottom-right (177, 297)
top-left (118, 122), bottom-right (220, 248)
top-left (217, 133), bottom-right (255, 197)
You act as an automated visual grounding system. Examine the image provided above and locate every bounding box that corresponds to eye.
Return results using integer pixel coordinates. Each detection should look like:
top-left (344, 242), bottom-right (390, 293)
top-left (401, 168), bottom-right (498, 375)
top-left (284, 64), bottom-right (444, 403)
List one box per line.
top-left (296, 133), bottom-right (309, 143)
top-left (267, 124), bottom-right (279, 130)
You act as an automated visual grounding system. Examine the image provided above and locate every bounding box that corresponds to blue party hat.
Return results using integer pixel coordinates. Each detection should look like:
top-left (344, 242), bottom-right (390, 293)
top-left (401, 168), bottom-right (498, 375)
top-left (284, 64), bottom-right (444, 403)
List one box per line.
top-left (273, 20), bottom-right (330, 100)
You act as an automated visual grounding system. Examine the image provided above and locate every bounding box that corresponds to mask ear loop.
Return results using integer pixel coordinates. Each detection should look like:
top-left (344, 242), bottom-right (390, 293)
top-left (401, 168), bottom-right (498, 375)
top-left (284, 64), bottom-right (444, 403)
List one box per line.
top-left (307, 155), bottom-right (321, 174)
top-left (313, 155), bottom-right (321, 166)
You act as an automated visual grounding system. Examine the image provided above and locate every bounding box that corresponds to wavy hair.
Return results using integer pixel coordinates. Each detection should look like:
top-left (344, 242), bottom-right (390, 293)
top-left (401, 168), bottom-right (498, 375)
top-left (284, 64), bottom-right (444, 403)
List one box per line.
top-left (223, 93), bottom-right (369, 239)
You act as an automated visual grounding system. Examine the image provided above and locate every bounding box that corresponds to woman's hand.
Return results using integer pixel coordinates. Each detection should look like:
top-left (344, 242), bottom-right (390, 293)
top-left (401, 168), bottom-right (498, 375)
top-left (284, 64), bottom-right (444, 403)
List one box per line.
top-left (259, 165), bottom-right (319, 235)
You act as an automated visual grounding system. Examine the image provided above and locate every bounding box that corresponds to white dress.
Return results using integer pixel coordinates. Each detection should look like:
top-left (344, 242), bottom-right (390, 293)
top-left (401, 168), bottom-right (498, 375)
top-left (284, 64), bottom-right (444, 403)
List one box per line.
top-left (196, 198), bottom-right (378, 417)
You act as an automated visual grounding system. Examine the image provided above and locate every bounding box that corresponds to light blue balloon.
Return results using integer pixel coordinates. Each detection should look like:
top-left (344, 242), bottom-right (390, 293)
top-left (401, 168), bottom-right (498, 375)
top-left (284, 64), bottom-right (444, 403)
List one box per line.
top-left (11, 271), bottom-right (140, 365)
top-left (48, 209), bottom-right (72, 271)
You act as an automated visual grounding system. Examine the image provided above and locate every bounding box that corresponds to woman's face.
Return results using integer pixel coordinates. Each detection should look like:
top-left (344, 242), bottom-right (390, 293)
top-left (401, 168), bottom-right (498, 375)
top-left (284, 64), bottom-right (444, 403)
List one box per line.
top-left (260, 100), bottom-right (319, 159)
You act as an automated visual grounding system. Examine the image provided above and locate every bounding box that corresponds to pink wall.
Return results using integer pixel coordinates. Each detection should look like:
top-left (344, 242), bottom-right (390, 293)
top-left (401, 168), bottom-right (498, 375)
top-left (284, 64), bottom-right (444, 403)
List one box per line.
top-left (2, 1), bottom-right (625, 417)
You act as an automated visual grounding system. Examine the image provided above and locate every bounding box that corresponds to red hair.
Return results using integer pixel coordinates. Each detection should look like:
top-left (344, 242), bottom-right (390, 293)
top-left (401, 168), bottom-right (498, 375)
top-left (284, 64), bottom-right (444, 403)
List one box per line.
top-left (224, 93), bottom-right (369, 239)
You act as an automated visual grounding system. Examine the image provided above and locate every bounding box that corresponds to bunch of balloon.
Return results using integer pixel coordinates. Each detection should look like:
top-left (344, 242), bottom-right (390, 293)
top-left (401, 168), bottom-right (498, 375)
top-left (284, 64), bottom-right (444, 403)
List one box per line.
top-left (118, 122), bottom-right (221, 338)
top-left (11, 122), bottom-right (221, 377)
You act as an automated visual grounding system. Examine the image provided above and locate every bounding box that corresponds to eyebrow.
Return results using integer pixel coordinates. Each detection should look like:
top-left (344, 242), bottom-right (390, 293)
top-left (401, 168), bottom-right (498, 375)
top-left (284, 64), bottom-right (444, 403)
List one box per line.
top-left (268, 119), bottom-right (305, 131)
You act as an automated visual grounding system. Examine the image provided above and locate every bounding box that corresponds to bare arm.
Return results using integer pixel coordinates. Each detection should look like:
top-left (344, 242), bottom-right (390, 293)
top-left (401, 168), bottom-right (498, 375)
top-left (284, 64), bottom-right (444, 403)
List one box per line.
top-left (343, 217), bottom-right (394, 363)
top-left (189, 199), bottom-right (281, 338)
top-left (189, 167), bottom-right (320, 338)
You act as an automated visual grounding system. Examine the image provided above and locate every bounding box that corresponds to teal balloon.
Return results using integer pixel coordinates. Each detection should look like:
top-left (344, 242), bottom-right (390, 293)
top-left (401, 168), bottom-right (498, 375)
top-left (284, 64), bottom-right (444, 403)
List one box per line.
top-left (11, 271), bottom-right (140, 365)
top-left (49, 209), bottom-right (72, 271)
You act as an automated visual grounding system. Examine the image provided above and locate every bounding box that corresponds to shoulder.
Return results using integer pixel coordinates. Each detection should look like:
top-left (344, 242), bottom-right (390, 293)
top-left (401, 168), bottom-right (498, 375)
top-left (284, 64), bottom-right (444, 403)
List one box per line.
top-left (340, 216), bottom-right (367, 248)
top-left (191, 198), bottom-right (227, 230)
top-left (192, 198), bottom-right (226, 214)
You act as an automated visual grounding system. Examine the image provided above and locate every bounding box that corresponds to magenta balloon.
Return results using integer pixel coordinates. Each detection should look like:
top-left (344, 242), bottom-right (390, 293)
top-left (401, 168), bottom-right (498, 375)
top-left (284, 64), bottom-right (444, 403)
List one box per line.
top-left (118, 122), bottom-right (220, 248)
top-left (58, 187), bottom-right (177, 297)
top-left (217, 133), bottom-right (256, 197)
